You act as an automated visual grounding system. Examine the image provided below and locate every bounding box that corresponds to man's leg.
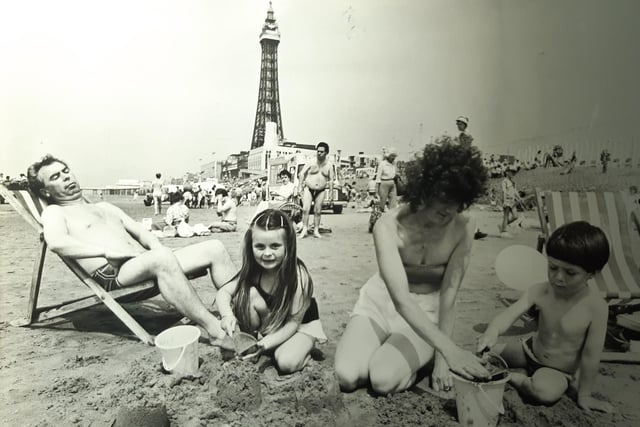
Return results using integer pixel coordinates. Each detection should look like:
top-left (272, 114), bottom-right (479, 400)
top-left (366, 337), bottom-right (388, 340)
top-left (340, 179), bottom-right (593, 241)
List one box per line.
top-left (312, 191), bottom-right (326, 238)
top-left (299, 188), bottom-right (313, 238)
top-left (173, 240), bottom-right (237, 288)
top-left (116, 246), bottom-right (227, 341)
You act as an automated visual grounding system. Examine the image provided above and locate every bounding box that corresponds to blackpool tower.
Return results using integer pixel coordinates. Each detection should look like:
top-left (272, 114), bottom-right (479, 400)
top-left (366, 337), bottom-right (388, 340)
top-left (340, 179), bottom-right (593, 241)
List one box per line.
top-left (250, 2), bottom-right (284, 149)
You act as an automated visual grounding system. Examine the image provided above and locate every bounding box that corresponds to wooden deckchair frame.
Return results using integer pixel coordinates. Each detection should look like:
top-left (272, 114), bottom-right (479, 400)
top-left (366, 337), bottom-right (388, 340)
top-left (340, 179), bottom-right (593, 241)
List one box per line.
top-left (534, 188), bottom-right (640, 362)
top-left (0, 185), bottom-right (157, 345)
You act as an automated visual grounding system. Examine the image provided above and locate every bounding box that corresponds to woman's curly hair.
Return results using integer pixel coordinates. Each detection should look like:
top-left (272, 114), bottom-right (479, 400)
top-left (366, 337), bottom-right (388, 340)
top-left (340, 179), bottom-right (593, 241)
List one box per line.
top-left (403, 136), bottom-right (488, 212)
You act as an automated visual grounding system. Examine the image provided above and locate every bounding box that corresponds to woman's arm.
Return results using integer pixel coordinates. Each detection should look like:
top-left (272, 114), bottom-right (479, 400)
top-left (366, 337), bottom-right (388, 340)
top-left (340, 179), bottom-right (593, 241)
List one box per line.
top-left (374, 213), bottom-right (488, 380)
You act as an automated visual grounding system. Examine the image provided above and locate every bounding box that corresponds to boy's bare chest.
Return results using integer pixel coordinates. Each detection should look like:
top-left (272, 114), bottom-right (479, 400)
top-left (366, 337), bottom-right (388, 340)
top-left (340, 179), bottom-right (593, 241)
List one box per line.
top-left (538, 296), bottom-right (591, 337)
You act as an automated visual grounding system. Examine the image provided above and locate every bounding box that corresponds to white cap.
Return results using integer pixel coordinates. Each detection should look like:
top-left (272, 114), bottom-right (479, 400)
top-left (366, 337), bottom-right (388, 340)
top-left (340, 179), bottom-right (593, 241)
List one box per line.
top-left (456, 116), bottom-right (469, 126)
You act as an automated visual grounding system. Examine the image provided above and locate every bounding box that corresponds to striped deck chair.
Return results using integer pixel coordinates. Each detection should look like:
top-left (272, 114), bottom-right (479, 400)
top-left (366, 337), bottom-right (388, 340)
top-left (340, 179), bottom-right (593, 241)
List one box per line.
top-left (0, 185), bottom-right (158, 345)
top-left (535, 188), bottom-right (640, 361)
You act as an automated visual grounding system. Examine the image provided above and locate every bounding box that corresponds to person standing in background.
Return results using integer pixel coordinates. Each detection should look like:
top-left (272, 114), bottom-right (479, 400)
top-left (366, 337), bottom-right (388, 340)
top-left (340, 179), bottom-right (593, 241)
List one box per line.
top-left (152, 173), bottom-right (164, 215)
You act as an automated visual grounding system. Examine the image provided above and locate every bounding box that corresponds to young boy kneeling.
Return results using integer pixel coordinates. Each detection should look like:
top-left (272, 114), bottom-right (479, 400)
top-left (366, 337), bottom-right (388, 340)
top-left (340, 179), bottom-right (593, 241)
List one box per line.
top-left (478, 221), bottom-right (614, 413)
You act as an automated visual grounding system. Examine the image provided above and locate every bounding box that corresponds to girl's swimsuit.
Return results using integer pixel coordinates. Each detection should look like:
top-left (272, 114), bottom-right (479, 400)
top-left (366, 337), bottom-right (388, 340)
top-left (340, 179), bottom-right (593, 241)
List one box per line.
top-left (255, 283), bottom-right (327, 342)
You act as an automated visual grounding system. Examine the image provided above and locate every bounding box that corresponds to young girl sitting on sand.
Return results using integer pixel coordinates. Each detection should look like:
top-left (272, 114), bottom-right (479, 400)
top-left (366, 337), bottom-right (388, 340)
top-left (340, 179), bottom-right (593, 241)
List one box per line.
top-left (216, 209), bottom-right (327, 373)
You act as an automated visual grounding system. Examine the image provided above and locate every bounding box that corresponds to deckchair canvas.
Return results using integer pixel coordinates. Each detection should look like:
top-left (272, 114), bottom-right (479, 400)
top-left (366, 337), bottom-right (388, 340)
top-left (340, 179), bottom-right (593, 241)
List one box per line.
top-left (0, 185), bottom-right (157, 345)
top-left (535, 188), bottom-right (640, 362)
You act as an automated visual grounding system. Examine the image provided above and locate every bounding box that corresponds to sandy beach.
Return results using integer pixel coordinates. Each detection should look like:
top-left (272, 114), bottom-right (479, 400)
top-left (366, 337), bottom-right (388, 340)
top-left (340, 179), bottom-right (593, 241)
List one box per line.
top-left (1, 173), bottom-right (639, 426)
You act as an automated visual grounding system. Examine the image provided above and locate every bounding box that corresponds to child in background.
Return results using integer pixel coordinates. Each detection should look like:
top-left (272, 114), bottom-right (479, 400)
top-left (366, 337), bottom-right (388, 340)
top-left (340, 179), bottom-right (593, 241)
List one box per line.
top-left (216, 209), bottom-right (326, 373)
top-left (477, 221), bottom-right (614, 413)
top-left (209, 189), bottom-right (237, 232)
top-left (499, 168), bottom-right (522, 237)
top-left (151, 191), bottom-right (189, 230)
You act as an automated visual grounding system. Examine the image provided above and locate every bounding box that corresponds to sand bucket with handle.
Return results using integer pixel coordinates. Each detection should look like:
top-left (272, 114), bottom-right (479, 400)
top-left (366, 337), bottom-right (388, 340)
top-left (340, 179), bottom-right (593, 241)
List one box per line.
top-left (154, 325), bottom-right (201, 376)
top-left (450, 353), bottom-right (509, 427)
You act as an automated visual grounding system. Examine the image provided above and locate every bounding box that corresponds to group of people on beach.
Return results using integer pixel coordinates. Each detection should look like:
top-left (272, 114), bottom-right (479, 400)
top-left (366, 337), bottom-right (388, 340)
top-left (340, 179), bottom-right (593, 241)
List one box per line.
top-left (24, 136), bottom-right (615, 414)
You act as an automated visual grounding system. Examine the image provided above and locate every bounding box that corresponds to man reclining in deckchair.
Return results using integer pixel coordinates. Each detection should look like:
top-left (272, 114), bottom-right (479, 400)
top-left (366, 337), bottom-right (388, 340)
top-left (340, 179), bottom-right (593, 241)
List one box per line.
top-left (27, 155), bottom-right (236, 342)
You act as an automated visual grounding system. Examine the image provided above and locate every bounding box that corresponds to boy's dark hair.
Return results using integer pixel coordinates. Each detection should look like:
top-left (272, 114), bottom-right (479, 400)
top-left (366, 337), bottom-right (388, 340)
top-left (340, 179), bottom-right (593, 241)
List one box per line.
top-left (278, 169), bottom-right (292, 180)
top-left (27, 154), bottom-right (68, 196)
top-left (155, 173), bottom-right (162, 178)
top-left (546, 221), bottom-right (610, 273)
top-left (317, 141), bottom-right (329, 153)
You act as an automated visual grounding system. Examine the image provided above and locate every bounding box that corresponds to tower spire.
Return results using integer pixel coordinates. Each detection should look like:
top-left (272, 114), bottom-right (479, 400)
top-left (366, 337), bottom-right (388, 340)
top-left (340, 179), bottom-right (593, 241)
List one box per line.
top-left (250, 2), bottom-right (284, 149)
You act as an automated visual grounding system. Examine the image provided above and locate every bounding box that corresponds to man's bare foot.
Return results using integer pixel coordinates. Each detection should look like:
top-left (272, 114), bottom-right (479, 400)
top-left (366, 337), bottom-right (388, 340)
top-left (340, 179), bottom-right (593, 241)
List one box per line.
top-left (313, 230), bottom-right (322, 238)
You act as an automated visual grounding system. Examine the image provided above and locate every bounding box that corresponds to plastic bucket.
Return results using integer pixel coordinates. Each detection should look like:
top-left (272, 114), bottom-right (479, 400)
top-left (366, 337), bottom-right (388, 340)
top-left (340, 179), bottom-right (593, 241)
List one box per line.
top-left (450, 363), bottom-right (509, 427)
top-left (154, 325), bottom-right (201, 376)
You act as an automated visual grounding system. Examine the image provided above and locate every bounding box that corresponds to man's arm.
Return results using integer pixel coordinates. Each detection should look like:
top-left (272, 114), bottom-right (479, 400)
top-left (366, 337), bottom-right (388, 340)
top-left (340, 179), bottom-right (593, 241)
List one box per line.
top-left (298, 164), bottom-right (310, 193)
top-left (102, 203), bottom-right (163, 250)
top-left (41, 206), bottom-right (109, 259)
top-left (327, 164), bottom-right (334, 201)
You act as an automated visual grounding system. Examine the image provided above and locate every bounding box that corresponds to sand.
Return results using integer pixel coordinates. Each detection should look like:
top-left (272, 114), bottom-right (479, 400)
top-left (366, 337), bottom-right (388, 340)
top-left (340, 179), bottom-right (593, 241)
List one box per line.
top-left (1, 181), bottom-right (639, 426)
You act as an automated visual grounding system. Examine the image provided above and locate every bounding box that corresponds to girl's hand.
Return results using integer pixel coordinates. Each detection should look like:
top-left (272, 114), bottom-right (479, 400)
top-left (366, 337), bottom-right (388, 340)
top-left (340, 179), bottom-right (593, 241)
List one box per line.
top-left (577, 395), bottom-right (615, 413)
top-left (431, 357), bottom-right (453, 394)
top-left (241, 342), bottom-right (264, 363)
top-left (220, 315), bottom-right (237, 337)
top-left (444, 347), bottom-right (489, 380)
top-left (476, 330), bottom-right (498, 354)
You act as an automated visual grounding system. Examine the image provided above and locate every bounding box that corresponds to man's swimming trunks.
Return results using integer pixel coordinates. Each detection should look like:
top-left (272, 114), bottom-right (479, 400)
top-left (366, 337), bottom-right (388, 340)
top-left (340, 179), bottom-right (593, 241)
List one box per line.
top-left (91, 263), bottom-right (160, 302)
top-left (306, 187), bottom-right (325, 200)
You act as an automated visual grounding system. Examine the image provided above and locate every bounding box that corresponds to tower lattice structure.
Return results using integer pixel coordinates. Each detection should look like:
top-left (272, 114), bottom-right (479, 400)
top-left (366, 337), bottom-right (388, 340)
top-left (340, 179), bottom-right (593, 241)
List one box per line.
top-left (250, 2), bottom-right (284, 149)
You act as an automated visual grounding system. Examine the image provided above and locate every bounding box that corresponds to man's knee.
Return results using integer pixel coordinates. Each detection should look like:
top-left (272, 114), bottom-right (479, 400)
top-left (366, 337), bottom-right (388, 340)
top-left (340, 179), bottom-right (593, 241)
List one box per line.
top-left (199, 239), bottom-right (228, 260)
top-left (147, 246), bottom-right (179, 270)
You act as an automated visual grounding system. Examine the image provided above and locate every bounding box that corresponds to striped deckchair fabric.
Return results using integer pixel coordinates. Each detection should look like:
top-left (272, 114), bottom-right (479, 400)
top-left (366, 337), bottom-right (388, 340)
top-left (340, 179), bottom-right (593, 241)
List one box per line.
top-left (536, 189), bottom-right (640, 300)
top-left (0, 184), bottom-right (156, 345)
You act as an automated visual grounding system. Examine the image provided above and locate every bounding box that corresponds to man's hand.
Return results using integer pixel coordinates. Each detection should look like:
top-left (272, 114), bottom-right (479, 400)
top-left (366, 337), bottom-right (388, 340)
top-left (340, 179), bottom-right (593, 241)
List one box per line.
top-left (577, 395), bottom-right (615, 413)
top-left (104, 249), bottom-right (141, 268)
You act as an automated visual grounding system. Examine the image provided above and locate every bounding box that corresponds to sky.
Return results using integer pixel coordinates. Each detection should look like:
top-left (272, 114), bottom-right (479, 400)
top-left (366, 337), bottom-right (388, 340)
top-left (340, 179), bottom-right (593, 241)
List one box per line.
top-left (1, 0), bottom-right (639, 186)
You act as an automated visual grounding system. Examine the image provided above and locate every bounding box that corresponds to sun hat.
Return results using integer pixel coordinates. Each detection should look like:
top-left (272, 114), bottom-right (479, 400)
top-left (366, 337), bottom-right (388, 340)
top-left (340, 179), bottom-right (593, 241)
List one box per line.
top-left (456, 116), bottom-right (469, 126)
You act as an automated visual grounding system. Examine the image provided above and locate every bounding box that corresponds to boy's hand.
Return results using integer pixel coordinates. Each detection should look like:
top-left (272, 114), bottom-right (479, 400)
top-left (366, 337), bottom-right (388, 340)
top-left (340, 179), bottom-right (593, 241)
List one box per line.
top-left (476, 330), bottom-right (498, 354)
top-left (578, 395), bottom-right (615, 413)
top-left (220, 315), bottom-right (237, 337)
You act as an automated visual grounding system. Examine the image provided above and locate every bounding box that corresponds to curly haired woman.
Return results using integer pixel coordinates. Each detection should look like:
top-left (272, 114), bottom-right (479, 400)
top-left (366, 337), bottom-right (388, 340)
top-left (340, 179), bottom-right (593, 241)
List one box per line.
top-left (335, 139), bottom-right (490, 396)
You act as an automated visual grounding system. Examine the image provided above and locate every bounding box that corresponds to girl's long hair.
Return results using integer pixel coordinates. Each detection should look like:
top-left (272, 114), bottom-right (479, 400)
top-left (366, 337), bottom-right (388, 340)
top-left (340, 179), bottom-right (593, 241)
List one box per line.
top-left (233, 209), bottom-right (313, 335)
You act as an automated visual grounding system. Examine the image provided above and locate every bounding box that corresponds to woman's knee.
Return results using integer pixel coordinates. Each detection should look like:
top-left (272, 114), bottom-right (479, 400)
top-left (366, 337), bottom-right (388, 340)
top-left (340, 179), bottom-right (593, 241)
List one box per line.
top-left (368, 357), bottom-right (411, 395)
top-left (334, 356), bottom-right (365, 392)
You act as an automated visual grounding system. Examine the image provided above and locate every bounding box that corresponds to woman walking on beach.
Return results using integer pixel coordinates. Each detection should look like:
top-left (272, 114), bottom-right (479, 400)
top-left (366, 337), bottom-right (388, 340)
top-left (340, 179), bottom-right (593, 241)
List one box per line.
top-left (335, 140), bottom-right (490, 395)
